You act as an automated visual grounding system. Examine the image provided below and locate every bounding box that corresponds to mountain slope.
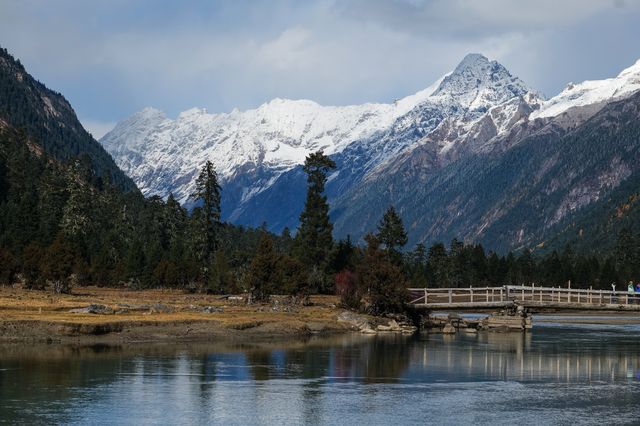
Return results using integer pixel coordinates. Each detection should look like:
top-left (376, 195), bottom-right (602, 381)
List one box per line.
top-left (100, 75), bottom-right (446, 206)
top-left (0, 47), bottom-right (136, 192)
top-left (103, 54), bottom-right (541, 219)
top-left (336, 90), bottom-right (640, 251)
top-left (103, 53), bottom-right (640, 253)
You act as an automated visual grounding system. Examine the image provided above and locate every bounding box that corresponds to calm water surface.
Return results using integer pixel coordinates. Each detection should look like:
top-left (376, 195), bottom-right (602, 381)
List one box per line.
top-left (3, 320), bottom-right (640, 425)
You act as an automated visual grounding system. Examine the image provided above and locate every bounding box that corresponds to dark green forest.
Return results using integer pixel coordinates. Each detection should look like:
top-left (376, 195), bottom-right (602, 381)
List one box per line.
top-left (2, 118), bottom-right (640, 313)
top-left (2, 44), bottom-right (640, 315)
top-left (0, 47), bottom-right (136, 191)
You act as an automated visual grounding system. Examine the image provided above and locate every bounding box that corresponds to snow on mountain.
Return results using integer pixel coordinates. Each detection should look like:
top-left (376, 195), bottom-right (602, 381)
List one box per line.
top-left (531, 58), bottom-right (640, 119)
top-left (351, 54), bottom-right (542, 179)
top-left (432, 53), bottom-right (540, 114)
top-left (101, 77), bottom-right (444, 205)
top-left (103, 53), bottom-right (640, 224)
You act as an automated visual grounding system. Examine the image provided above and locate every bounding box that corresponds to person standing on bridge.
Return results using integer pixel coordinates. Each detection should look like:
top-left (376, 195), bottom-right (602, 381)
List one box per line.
top-left (635, 282), bottom-right (640, 304)
top-left (628, 281), bottom-right (635, 304)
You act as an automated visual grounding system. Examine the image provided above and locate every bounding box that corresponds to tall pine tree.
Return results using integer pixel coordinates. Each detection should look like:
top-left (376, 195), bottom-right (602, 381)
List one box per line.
top-left (294, 151), bottom-right (336, 275)
top-left (376, 206), bottom-right (407, 263)
top-left (191, 161), bottom-right (222, 282)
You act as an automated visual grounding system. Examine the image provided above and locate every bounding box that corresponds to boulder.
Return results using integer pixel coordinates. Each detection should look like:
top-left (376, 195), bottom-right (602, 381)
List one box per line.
top-left (360, 325), bottom-right (377, 334)
top-left (149, 303), bottom-right (174, 314)
top-left (401, 325), bottom-right (418, 334)
top-left (202, 306), bottom-right (223, 313)
top-left (69, 304), bottom-right (113, 315)
top-left (442, 323), bottom-right (456, 334)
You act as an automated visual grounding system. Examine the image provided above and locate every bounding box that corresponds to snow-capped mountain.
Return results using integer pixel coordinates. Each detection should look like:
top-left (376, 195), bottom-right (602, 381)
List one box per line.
top-left (101, 74), bottom-right (445, 206)
top-left (531, 58), bottom-right (640, 119)
top-left (102, 53), bottom-right (640, 250)
top-left (101, 54), bottom-right (539, 207)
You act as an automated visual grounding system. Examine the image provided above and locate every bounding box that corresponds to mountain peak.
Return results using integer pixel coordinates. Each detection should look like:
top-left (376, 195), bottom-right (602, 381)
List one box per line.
top-left (455, 53), bottom-right (491, 71)
top-left (433, 53), bottom-right (537, 112)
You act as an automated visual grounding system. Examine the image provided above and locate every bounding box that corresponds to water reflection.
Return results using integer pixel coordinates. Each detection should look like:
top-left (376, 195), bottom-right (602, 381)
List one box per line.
top-left (411, 329), bottom-right (640, 383)
top-left (2, 326), bottom-right (640, 425)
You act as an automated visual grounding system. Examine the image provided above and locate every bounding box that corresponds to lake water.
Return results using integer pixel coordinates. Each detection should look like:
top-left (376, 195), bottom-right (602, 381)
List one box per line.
top-left (3, 320), bottom-right (640, 425)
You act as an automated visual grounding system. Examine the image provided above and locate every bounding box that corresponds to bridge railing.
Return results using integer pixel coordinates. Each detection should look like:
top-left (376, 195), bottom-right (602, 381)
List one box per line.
top-left (408, 285), bottom-right (640, 306)
top-left (505, 285), bottom-right (640, 305)
top-left (407, 287), bottom-right (507, 305)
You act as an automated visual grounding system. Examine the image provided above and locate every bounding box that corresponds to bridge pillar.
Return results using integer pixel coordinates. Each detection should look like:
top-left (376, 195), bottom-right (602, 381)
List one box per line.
top-left (481, 304), bottom-right (532, 331)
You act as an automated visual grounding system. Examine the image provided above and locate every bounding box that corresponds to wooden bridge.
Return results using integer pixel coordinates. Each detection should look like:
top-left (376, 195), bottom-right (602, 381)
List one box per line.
top-left (408, 285), bottom-right (640, 312)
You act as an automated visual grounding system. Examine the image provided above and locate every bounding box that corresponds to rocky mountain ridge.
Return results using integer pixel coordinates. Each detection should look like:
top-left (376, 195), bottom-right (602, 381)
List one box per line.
top-left (101, 53), bottom-right (640, 251)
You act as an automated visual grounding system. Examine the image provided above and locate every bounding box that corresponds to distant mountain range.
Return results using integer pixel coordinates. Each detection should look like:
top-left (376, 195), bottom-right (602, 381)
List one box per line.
top-left (17, 54), bottom-right (604, 250)
top-left (2, 40), bottom-right (639, 254)
top-left (95, 53), bottom-right (640, 251)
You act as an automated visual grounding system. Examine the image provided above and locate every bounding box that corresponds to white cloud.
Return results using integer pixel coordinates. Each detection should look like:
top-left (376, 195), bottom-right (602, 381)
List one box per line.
top-left (0, 0), bottom-right (639, 122)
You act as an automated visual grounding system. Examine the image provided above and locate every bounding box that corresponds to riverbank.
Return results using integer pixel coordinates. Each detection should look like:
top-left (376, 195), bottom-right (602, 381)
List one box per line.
top-left (0, 286), bottom-right (366, 344)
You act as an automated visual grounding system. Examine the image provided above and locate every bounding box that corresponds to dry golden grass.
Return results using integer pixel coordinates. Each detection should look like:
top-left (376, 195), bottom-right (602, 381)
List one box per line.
top-left (0, 286), bottom-right (342, 328)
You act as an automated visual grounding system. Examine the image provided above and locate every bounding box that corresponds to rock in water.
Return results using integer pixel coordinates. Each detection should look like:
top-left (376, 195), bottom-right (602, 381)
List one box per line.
top-left (442, 323), bottom-right (456, 334)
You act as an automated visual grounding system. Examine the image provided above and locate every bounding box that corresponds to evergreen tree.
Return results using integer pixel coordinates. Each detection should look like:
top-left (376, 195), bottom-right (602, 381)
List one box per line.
top-left (516, 249), bottom-right (535, 284)
top-left (294, 151), bottom-right (336, 289)
top-left (247, 233), bottom-right (280, 302)
top-left (426, 242), bottom-right (449, 288)
top-left (191, 160), bottom-right (222, 275)
top-left (0, 249), bottom-right (16, 284)
top-left (124, 239), bottom-right (146, 287)
top-left (357, 234), bottom-right (407, 315)
top-left (376, 206), bottom-right (408, 263)
top-left (614, 229), bottom-right (638, 282)
top-left (22, 242), bottom-right (45, 289)
top-left (449, 238), bottom-right (466, 288)
top-left (41, 235), bottom-right (75, 293)
top-left (208, 249), bottom-right (233, 294)
top-left (60, 160), bottom-right (93, 241)
top-left (468, 244), bottom-right (488, 286)
top-left (408, 243), bottom-right (428, 287)
top-left (277, 255), bottom-right (309, 298)
top-left (599, 257), bottom-right (619, 289)
top-left (328, 236), bottom-right (357, 274)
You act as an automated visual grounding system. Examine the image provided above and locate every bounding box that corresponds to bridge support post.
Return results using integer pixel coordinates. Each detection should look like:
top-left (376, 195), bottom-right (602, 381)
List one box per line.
top-left (481, 304), bottom-right (531, 332)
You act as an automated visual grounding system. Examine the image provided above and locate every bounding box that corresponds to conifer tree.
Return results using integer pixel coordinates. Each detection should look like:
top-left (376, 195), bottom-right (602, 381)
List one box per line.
top-left (247, 233), bottom-right (280, 302)
top-left (357, 234), bottom-right (407, 315)
top-left (22, 242), bottom-right (45, 289)
top-left (60, 160), bottom-right (93, 239)
top-left (449, 238), bottom-right (465, 288)
top-left (614, 229), bottom-right (638, 282)
top-left (208, 249), bottom-right (233, 294)
top-left (41, 235), bottom-right (75, 293)
top-left (0, 249), bottom-right (16, 284)
top-left (426, 242), bottom-right (449, 287)
top-left (295, 151), bottom-right (336, 276)
top-left (408, 243), bottom-right (428, 287)
top-left (329, 236), bottom-right (357, 274)
top-left (191, 161), bottom-right (222, 281)
top-left (376, 206), bottom-right (408, 259)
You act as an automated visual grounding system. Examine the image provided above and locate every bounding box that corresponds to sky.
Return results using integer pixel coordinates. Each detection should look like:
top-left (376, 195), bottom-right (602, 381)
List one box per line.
top-left (1, 0), bottom-right (640, 139)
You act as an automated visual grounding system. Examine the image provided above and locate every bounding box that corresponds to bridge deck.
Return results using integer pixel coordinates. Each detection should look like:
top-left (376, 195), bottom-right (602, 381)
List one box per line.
top-left (408, 285), bottom-right (640, 312)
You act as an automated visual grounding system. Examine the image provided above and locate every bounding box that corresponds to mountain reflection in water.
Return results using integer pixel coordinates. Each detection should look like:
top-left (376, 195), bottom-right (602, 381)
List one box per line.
top-left (2, 324), bottom-right (640, 425)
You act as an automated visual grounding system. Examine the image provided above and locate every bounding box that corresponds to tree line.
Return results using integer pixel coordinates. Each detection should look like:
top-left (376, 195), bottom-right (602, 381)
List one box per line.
top-left (1, 127), bottom-right (639, 314)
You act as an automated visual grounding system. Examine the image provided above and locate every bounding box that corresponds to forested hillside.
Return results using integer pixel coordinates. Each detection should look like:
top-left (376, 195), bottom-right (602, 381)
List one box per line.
top-left (0, 125), bottom-right (274, 291)
top-left (0, 47), bottom-right (136, 192)
top-left (2, 45), bottom-right (640, 314)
